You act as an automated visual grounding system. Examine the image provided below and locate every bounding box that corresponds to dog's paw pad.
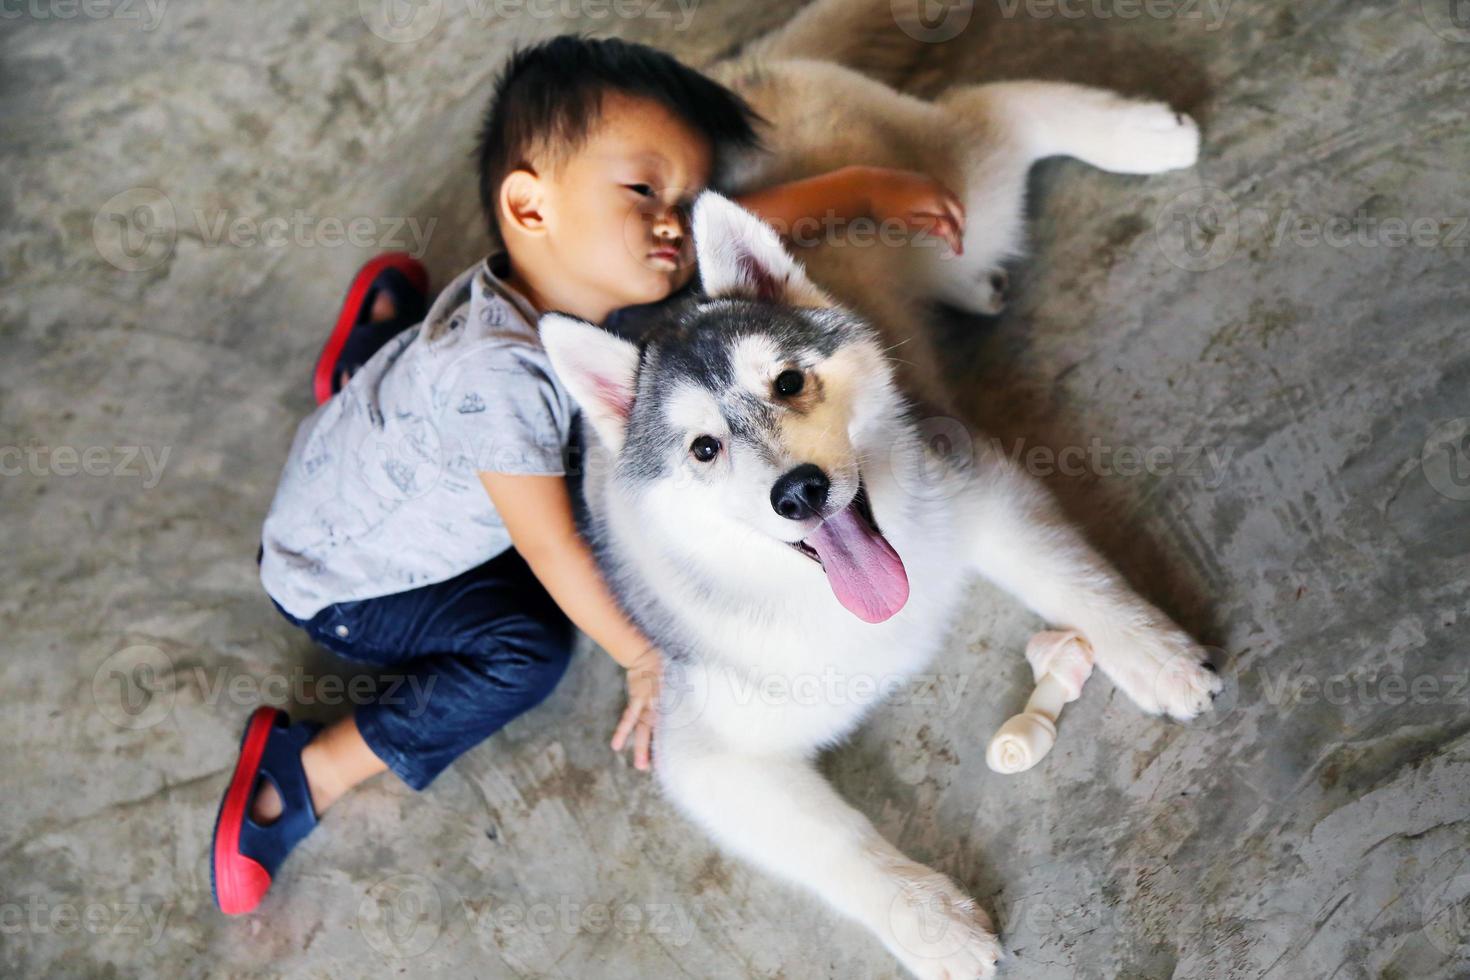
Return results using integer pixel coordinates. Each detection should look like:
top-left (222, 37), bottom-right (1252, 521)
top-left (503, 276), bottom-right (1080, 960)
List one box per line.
top-left (887, 872), bottom-right (1002, 979)
top-left (1149, 650), bottom-right (1224, 721)
top-left (1118, 102), bottom-right (1200, 171)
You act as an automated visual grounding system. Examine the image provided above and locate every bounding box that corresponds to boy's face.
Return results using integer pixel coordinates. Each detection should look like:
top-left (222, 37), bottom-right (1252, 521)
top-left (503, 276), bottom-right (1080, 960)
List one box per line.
top-left (537, 92), bottom-right (714, 309)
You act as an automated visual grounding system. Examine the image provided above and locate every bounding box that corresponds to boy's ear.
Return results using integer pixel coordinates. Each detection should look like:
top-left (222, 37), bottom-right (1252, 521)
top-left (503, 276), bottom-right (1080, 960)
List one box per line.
top-left (500, 169), bottom-right (547, 236)
top-left (539, 313), bottom-right (640, 453)
top-left (692, 191), bottom-right (832, 307)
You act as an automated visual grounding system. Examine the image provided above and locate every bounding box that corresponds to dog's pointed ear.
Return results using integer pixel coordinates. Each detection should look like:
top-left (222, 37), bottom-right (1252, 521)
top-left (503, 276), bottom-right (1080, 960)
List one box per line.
top-left (693, 192), bottom-right (832, 307)
top-left (539, 313), bottom-right (640, 453)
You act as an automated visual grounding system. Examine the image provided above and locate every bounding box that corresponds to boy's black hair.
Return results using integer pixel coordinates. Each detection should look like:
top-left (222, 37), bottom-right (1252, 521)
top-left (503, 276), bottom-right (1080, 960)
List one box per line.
top-left (474, 34), bottom-right (765, 242)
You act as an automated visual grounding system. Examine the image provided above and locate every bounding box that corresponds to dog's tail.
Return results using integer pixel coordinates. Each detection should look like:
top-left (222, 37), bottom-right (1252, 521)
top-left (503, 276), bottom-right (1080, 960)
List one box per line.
top-left (734, 0), bottom-right (973, 89)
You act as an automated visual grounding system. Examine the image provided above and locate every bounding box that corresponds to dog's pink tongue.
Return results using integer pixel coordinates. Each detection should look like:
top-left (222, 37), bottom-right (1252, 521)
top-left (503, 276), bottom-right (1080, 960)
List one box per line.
top-left (806, 505), bottom-right (909, 623)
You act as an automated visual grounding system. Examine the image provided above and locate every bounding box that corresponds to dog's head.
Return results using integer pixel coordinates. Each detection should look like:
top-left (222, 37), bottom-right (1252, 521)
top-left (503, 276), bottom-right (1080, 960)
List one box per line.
top-left (540, 192), bottom-right (909, 623)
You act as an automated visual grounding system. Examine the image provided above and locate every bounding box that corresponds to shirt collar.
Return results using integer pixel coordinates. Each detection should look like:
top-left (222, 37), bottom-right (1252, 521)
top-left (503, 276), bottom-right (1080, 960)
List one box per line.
top-left (475, 251), bottom-right (541, 339)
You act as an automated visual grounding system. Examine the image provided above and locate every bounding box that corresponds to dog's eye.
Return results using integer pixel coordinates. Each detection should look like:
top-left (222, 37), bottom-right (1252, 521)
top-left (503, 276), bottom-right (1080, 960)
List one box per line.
top-left (690, 435), bottom-right (721, 462)
top-left (774, 369), bottom-right (804, 398)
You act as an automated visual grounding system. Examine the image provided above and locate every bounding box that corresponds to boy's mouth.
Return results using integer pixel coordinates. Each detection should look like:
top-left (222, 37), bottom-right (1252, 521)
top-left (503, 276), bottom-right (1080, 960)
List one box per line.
top-left (647, 246), bottom-right (682, 266)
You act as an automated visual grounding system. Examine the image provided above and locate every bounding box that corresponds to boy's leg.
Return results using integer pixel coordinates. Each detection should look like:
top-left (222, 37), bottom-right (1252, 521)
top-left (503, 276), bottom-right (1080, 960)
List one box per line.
top-left (272, 546), bottom-right (575, 811)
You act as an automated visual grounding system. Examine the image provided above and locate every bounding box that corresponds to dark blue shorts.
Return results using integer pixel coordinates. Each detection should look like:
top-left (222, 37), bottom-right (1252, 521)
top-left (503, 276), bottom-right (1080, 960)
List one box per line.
top-left (272, 546), bottom-right (575, 790)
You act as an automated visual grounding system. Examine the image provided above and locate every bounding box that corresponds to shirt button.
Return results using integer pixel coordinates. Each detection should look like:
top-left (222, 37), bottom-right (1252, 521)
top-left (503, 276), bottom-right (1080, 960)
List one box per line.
top-left (335, 624), bottom-right (350, 638)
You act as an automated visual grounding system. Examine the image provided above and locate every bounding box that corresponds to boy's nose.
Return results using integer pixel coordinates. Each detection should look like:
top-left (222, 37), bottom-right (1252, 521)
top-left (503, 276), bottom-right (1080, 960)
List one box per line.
top-left (652, 210), bottom-right (683, 242)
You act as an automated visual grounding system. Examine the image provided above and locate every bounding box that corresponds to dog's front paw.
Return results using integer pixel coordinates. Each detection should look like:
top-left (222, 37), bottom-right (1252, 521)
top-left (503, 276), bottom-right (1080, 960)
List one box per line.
top-left (1098, 628), bottom-right (1222, 722)
top-left (884, 866), bottom-right (1002, 979)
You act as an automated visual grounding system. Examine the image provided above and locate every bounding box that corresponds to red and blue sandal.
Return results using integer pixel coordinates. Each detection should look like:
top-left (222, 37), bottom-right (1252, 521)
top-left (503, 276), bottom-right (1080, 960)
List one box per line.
top-left (311, 253), bottom-right (430, 405)
top-left (211, 706), bottom-right (322, 915)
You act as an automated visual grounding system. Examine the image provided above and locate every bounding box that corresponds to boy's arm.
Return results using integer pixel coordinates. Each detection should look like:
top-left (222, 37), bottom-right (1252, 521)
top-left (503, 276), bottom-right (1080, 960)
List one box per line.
top-left (734, 165), bottom-right (967, 255)
top-left (479, 470), bottom-right (648, 666)
top-left (479, 470), bottom-right (660, 770)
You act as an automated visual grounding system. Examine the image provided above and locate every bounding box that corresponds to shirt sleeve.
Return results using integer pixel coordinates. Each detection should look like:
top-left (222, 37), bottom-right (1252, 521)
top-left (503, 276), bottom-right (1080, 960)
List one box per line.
top-left (435, 342), bottom-right (576, 476)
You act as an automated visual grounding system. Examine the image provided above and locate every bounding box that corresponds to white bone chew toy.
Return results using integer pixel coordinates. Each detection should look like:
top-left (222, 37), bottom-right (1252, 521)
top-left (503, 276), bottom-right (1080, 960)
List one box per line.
top-left (986, 630), bottom-right (1095, 774)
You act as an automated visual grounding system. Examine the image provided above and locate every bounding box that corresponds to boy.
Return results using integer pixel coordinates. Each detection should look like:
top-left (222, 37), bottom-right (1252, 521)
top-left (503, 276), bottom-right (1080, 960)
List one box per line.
top-left (212, 34), bottom-right (964, 915)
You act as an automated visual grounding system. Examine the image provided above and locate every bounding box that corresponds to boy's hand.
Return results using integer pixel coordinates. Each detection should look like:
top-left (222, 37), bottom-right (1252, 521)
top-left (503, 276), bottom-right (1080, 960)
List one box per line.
top-left (859, 166), bottom-right (967, 256)
top-left (611, 646), bottom-right (662, 772)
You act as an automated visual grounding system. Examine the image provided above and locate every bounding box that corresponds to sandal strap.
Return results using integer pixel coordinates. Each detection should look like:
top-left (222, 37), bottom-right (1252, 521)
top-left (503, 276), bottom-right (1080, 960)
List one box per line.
top-left (237, 714), bottom-right (321, 873)
top-left (334, 266), bottom-right (427, 377)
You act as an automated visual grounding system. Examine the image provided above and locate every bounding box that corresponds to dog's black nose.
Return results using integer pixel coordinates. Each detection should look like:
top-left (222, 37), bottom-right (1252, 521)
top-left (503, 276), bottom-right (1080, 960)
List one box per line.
top-left (771, 464), bottom-right (830, 521)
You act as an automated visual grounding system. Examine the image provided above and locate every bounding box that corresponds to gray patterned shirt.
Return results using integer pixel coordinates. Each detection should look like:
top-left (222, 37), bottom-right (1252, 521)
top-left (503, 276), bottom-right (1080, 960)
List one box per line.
top-left (260, 253), bottom-right (580, 619)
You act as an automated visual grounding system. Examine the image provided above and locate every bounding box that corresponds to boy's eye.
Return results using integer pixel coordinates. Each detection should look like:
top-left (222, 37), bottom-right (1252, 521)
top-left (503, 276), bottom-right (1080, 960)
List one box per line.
top-left (626, 183), bottom-right (655, 197)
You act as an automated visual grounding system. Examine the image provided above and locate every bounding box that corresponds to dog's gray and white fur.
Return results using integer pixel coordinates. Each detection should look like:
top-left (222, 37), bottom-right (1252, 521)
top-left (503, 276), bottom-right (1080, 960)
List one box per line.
top-left (539, 5), bottom-right (1221, 976)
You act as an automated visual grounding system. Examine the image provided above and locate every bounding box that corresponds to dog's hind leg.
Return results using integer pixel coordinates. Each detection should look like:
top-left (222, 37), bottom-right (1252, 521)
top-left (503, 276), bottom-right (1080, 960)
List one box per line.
top-left (958, 456), bottom-right (1222, 722)
top-left (919, 82), bottom-right (1199, 315)
top-left (656, 740), bottom-right (1002, 979)
top-left (945, 80), bottom-right (1200, 177)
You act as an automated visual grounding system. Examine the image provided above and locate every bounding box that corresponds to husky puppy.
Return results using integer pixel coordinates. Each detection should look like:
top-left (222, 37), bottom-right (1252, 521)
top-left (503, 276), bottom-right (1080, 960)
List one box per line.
top-left (538, 34), bottom-right (1219, 980)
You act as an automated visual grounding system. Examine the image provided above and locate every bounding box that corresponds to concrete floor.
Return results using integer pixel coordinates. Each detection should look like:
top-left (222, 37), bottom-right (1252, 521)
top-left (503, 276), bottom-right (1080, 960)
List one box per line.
top-left (3, 1), bottom-right (1468, 977)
